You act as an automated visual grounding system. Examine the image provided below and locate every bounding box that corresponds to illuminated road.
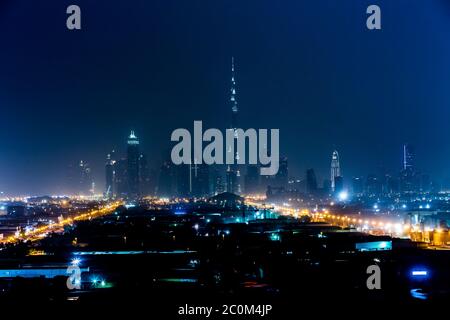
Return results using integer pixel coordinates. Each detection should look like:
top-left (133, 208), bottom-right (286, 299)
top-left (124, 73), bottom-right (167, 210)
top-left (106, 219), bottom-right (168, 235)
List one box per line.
top-left (245, 198), bottom-right (410, 238)
top-left (0, 201), bottom-right (123, 244)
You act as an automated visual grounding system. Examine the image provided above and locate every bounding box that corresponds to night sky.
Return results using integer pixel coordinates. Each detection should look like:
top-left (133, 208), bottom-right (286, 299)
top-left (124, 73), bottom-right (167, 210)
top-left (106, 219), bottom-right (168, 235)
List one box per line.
top-left (1, 0), bottom-right (450, 195)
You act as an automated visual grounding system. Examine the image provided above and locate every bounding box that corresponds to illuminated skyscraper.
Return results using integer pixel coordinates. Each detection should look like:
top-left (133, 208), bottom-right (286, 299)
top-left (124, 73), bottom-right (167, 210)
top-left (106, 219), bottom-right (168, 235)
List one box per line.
top-left (127, 130), bottom-right (140, 198)
top-left (226, 57), bottom-right (241, 194)
top-left (330, 150), bottom-right (341, 192)
top-left (67, 160), bottom-right (93, 195)
top-left (400, 143), bottom-right (417, 193)
top-left (79, 160), bottom-right (93, 195)
top-left (211, 167), bottom-right (224, 195)
top-left (231, 57), bottom-right (238, 131)
top-left (403, 143), bottom-right (414, 172)
top-left (105, 151), bottom-right (116, 198)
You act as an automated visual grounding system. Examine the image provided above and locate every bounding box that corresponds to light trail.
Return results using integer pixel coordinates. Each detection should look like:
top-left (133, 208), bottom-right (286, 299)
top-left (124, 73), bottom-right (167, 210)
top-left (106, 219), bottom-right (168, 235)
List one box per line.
top-left (0, 201), bottom-right (123, 244)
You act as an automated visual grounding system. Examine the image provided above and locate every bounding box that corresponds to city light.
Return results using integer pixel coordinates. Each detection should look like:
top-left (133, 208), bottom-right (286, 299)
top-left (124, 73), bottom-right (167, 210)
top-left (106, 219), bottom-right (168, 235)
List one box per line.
top-left (1, 2), bottom-right (449, 308)
top-left (411, 269), bottom-right (430, 279)
top-left (338, 191), bottom-right (348, 201)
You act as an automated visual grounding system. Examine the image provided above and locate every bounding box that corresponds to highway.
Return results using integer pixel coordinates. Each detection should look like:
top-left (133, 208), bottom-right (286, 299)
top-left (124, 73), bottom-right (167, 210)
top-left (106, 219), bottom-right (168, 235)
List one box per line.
top-left (0, 200), bottom-right (123, 244)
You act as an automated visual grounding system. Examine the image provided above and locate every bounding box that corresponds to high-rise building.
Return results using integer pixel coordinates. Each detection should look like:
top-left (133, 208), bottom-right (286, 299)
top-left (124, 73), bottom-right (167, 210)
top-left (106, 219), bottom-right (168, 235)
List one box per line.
top-left (67, 160), bottom-right (93, 195)
top-left (352, 177), bottom-right (364, 195)
top-left (400, 143), bottom-right (417, 193)
top-left (105, 152), bottom-right (116, 198)
top-left (127, 131), bottom-right (140, 198)
top-left (275, 157), bottom-right (289, 189)
top-left (226, 57), bottom-right (241, 194)
top-left (139, 153), bottom-right (152, 196)
top-left (226, 166), bottom-right (238, 194)
top-left (79, 160), bottom-right (93, 195)
top-left (192, 163), bottom-right (210, 197)
top-left (366, 174), bottom-right (381, 195)
top-left (306, 168), bottom-right (318, 194)
top-left (403, 143), bottom-right (414, 172)
top-left (114, 159), bottom-right (128, 197)
top-left (211, 167), bottom-right (224, 195)
top-left (245, 165), bottom-right (260, 195)
top-left (330, 150), bottom-right (341, 192)
top-left (386, 175), bottom-right (399, 194)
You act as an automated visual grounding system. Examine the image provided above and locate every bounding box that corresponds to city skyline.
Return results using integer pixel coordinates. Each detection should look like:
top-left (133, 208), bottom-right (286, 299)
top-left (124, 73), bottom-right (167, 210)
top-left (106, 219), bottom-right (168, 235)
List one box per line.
top-left (1, 0), bottom-right (450, 311)
top-left (2, 0), bottom-right (450, 195)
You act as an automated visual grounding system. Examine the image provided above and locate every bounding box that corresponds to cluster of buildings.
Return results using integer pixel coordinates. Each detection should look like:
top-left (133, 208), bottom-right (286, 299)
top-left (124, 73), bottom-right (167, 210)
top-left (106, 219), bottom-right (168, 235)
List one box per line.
top-left (64, 59), bottom-right (437, 201)
top-left (103, 131), bottom-right (152, 199)
top-left (301, 143), bottom-right (437, 201)
top-left (102, 58), bottom-right (290, 199)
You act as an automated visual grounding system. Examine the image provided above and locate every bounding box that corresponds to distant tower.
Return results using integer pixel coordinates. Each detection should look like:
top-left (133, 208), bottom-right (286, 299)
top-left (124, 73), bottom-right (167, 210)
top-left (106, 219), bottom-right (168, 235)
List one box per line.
top-left (139, 153), bottom-right (151, 196)
top-left (306, 168), bottom-right (318, 194)
top-left (226, 57), bottom-right (241, 194)
top-left (231, 57), bottom-right (238, 130)
top-left (330, 150), bottom-right (341, 192)
top-left (114, 159), bottom-right (128, 198)
top-left (78, 160), bottom-right (93, 195)
top-left (403, 143), bottom-right (414, 172)
top-left (105, 151), bottom-right (116, 198)
top-left (400, 143), bottom-right (416, 193)
top-left (275, 157), bottom-right (288, 188)
top-left (127, 130), bottom-right (140, 198)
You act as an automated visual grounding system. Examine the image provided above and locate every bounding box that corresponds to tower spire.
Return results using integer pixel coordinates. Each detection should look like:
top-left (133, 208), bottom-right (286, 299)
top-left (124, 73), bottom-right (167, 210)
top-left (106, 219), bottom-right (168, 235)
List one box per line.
top-left (230, 56), bottom-right (238, 129)
top-left (226, 57), bottom-right (241, 194)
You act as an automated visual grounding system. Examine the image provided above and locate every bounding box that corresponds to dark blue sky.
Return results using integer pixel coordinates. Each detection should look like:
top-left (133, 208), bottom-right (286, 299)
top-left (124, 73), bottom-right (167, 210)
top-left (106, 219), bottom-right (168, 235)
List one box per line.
top-left (1, 0), bottom-right (450, 195)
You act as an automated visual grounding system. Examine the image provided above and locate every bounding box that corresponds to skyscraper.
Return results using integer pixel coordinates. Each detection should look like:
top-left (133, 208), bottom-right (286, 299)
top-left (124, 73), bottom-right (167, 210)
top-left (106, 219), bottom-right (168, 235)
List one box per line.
top-left (226, 57), bottom-right (240, 194)
top-left (330, 150), bottom-right (341, 192)
top-left (403, 143), bottom-right (414, 172)
top-left (191, 163), bottom-right (210, 197)
top-left (306, 168), bottom-right (318, 194)
top-left (400, 143), bottom-right (417, 193)
top-left (352, 177), bottom-right (364, 195)
top-left (366, 174), bottom-right (381, 195)
top-left (211, 167), bottom-right (224, 195)
top-left (79, 160), bottom-right (93, 195)
top-left (127, 130), bottom-right (140, 198)
top-left (105, 151), bottom-right (115, 198)
top-left (114, 159), bottom-right (128, 197)
top-left (67, 160), bottom-right (93, 195)
top-left (139, 153), bottom-right (152, 196)
top-left (275, 157), bottom-right (288, 189)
